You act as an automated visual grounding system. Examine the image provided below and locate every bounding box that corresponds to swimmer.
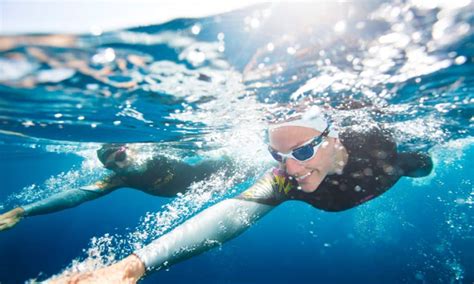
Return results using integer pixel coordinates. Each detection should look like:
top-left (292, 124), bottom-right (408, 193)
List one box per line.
top-left (47, 108), bottom-right (433, 283)
top-left (0, 144), bottom-right (229, 232)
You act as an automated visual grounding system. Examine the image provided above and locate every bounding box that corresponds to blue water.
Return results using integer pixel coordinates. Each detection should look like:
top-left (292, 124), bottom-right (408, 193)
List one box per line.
top-left (0, 2), bottom-right (473, 283)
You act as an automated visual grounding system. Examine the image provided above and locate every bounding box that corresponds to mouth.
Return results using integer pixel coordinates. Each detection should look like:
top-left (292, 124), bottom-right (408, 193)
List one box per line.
top-left (294, 170), bottom-right (315, 182)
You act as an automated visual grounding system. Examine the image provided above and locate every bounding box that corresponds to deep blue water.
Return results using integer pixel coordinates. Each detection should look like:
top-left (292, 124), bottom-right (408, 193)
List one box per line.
top-left (0, 2), bottom-right (473, 283)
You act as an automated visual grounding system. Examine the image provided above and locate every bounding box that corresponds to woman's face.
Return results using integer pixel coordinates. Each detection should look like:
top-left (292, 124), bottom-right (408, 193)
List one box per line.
top-left (269, 126), bottom-right (336, 192)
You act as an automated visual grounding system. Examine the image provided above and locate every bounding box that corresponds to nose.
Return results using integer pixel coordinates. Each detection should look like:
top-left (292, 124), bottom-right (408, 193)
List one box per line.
top-left (284, 158), bottom-right (304, 176)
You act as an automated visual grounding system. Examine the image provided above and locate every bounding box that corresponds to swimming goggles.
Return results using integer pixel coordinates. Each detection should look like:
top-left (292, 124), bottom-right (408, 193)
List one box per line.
top-left (268, 126), bottom-right (330, 163)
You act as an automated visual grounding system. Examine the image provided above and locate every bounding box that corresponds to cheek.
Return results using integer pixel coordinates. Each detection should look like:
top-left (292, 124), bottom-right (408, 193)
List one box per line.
top-left (314, 144), bottom-right (335, 170)
top-left (306, 151), bottom-right (329, 172)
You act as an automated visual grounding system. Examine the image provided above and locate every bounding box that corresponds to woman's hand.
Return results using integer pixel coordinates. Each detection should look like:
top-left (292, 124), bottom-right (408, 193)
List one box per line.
top-left (50, 255), bottom-right (146, 284)
top-left (0, 207), bottom-right (25, 232)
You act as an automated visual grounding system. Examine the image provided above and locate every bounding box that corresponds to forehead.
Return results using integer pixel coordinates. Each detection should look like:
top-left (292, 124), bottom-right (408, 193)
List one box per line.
top-left (269, 126), bottom-right (320, 151)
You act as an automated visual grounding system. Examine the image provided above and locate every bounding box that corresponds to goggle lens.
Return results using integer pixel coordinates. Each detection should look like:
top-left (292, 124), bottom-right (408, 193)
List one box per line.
top-left (292, 145), bottom-right (315, 161)
top-left (269, 147), bottom-right (284, 162)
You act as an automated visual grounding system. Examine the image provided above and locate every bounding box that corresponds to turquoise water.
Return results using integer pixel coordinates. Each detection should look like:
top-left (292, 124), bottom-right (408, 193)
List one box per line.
top-left (0, 2), bottom-right (473, 283)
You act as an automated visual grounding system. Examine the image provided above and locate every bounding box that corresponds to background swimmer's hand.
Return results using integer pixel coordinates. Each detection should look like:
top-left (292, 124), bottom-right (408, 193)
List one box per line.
top-left (49, 255), bottom-right (145, 284)
top-left (0, 207), bottom-right (25, 232)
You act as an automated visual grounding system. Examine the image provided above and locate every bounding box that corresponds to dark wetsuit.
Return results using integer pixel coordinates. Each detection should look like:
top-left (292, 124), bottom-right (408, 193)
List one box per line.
top-left (236, 126), bottom-right (433, 212)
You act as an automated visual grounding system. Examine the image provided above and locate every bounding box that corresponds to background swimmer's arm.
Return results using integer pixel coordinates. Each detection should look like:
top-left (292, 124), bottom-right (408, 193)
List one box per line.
top-left (1, 177), bottom-right (122, 232)
top-left (21, 175), bottom-right (124, 217)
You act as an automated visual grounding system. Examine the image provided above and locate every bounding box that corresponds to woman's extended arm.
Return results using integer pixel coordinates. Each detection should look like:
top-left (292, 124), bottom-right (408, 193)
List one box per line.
top-left (135, 198), bottom-right (274, 271)
top-left (52, 198), bottom-right (274, 283)
top-left (51, 174), bottom-right (281, 283)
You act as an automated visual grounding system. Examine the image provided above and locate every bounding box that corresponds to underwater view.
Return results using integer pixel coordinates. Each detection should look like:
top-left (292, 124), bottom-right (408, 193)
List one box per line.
top-left (0, 1), bottom-right (473, 283)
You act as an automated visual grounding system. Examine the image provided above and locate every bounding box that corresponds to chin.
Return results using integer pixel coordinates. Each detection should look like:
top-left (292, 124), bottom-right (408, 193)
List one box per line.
top-left (299, 183), bottom-right (319, 193)
top-left (298, 173), bottom-right (323, 193)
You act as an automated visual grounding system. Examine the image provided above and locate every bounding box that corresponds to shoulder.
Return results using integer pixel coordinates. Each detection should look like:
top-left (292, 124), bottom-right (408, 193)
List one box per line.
top-left (340, 124), bottom-right (394, 144)
top-left (339, 125), bottom-right (396, 156)
top-left (340, 125), bottom-right (397, 165)
top-left (235, 168), bottom-right (293, 206)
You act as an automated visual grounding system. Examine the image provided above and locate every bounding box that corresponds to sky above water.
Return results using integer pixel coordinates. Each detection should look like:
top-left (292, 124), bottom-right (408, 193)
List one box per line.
top-left (0, 0), bottom-right (268, 35)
